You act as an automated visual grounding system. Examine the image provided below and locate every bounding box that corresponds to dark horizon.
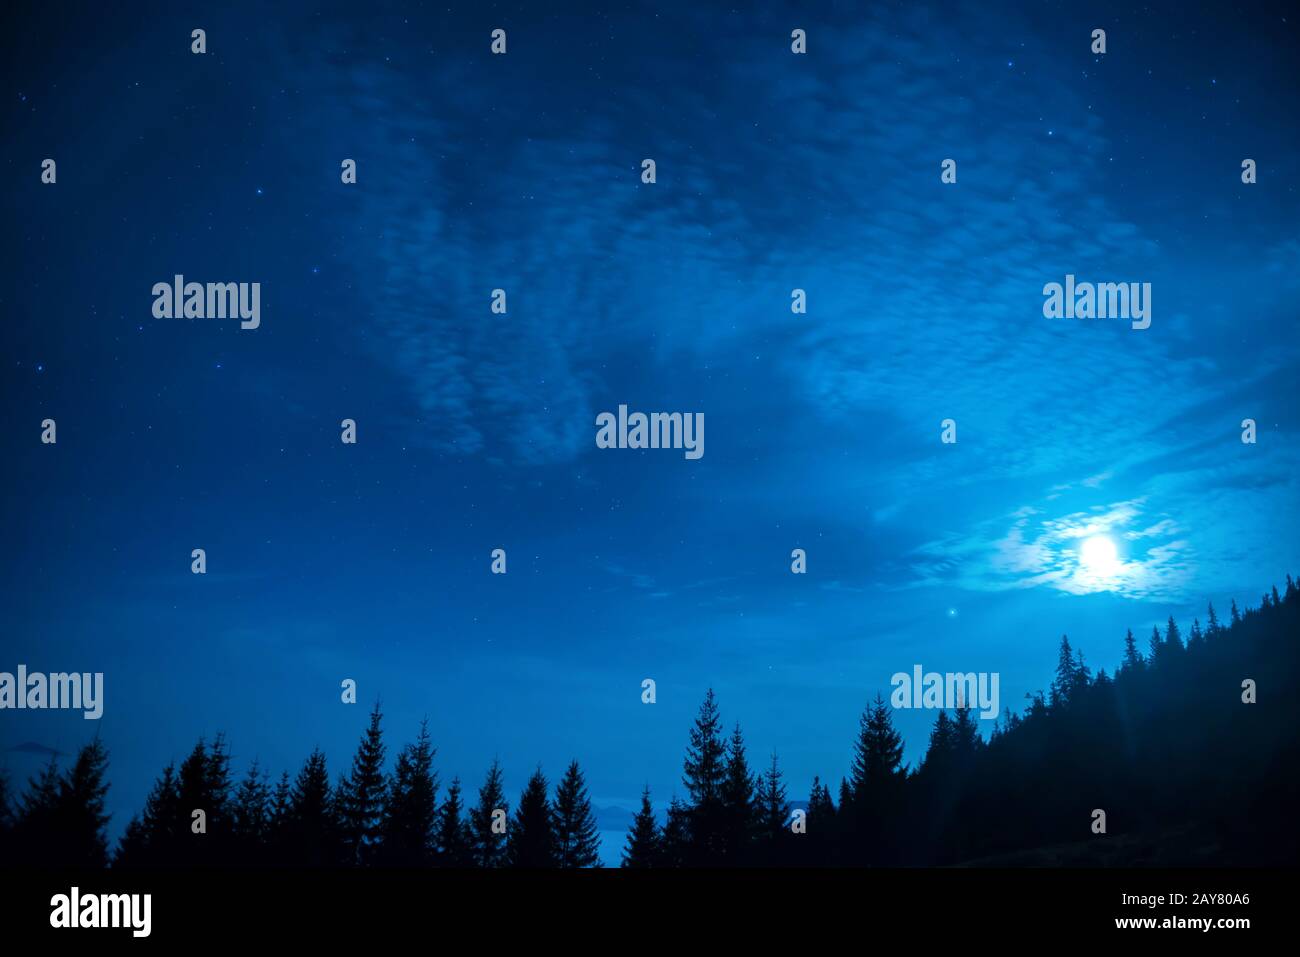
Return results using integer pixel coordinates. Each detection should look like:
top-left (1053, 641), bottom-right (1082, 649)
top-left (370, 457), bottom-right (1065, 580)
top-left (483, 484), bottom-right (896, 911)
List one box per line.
top-left (3, 573), bottom-right (1296, 869)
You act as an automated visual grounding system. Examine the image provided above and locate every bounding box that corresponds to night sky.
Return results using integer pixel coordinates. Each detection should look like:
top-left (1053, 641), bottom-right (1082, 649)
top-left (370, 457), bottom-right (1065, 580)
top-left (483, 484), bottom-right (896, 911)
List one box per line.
top-left (3, 1), bottom-right (1298, 861)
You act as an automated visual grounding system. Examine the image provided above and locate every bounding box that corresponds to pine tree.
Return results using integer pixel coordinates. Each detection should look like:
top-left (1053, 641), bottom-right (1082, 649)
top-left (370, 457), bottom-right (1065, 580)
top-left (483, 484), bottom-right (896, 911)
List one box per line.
top-left (1206, 603), bottom-right (1222, 638)
top-left (659, 797), bottom-right (691, 867)
top-left (11, 757), bottom-right (61, 867)
top-left (54, 739), bottom-right (111, 868)
top-left (1286, 575), bottom-right (1297, 602)
top-left (336, 703), bottom-right (388, 866)
top-left (1149, 625), bottom-right (1163, 660)
top-left (231, 760), bottom-right (271, 862)
top-left (285, 748), bottom-right (339, 866)
top-left (167, 736), bottom-right (233, 864)
top-left (811, 780), bottom-right (835, 818)
top-left (379, 721), bottom-right (438, 866)
top-left (553, 760), bottom-right (600, 868)
top-left (922, 710), bottom-right (956, 773)
top-left (469, 760), bottom-right (509, 867)
top-left (720, 723), bottom-right (757, 861)
top-left (1122, 628), bottom-right (1143, 670)
top-left (176, 739), bottom-right (210, 849)
top-left (201, 734), bottom-right (234, 861)
top-left (507, 767), bottom-right (556, 867)
top-left (621, 786), bottom-right (661, 868)
top-left (805, 776), bottom-right (836, 864)
top-left (850, 694), bottom-right (906, 800)
top-left (1050, 635), bottom-right (1076, 707)
top-left (1188, 618), bottom-right (1204, 648)
top-left (757, 753), bottom-right (790, 846)
top-left (1271, 585), bottom-right (1282, 608)
top-left (1025, 689), bottom-right (1048, 719)
top-left (952, 706), bottom-right (981, 758)
top-left (844, 694), bottom-right (907, 862)
top-left (1073, 648), bottom-right (1092, 691)
top-left (114, 762), bottom-right (180, 867)
top-left (1164, 616), bottom-right (1183, 652)
top-left (267, 769), bottom-right (292, 857)
top-left (681, 689), bottom-right (727, 862)
top-left (436, 777), bottom-right (473, 867)
top-left (1230, 599), bottom-right (1241, 625)
top-left (204, 733), bottom-right (233, 838)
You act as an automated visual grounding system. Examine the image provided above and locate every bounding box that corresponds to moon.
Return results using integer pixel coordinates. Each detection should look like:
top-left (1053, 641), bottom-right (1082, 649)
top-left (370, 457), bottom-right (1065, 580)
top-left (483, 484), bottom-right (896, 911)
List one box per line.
top-left (1079, 534), bottom-right (1119, 575)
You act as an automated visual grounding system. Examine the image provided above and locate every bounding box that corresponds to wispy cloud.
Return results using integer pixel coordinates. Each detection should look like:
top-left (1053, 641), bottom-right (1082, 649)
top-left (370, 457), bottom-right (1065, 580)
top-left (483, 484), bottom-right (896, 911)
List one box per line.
top-left (914, 494), bottom-right (1193, 601)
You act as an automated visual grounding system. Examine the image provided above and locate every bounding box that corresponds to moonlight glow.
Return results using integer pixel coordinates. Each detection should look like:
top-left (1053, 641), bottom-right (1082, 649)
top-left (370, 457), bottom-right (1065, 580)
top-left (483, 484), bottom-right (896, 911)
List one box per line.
top-left (1079, 534), bottom-right (1120, 576)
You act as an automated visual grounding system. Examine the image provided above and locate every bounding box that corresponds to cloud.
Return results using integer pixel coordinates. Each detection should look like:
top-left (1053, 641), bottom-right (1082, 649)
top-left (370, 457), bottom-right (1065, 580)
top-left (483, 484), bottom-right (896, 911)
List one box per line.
top-left (914, 494), bottom-right (1193, 601)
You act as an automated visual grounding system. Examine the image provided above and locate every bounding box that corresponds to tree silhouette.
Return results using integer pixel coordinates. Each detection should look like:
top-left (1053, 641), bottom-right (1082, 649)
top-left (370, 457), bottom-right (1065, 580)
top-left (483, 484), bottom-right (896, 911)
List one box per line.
top-left (231, 760), bottom-right (271, 864)
top-left (621, 786), bottom-right (661, 868)
top-left (553, 760), bottom-right (600, 868)
top-left (164, 736), bottom-right (234, 865)
top-left (850, 693), bottom-right (906, 797)
top-left (720, 723), bottom-right (757, 862)
top-left (336, 703), bottom-right (387, 866)
top-left (54, 739), bottom-right (111, 868)
top-left (1050, 635), bottom-right (1078, 707)
top-left (507, 767), bottom-right (556, 867)
top-left (283, 748), bottom-right (339, 867)
top-left (757, 753), bottom-right (791, 863)
top-left (923, 710), bottom-right (956, 771)
top-left (658, 796), bottom-right (691, 867)
top-left (436, 776), bottom-right (473, 867)
top-left (379, 720), bottom-right (438, 866)
top-left (10, 757), bottom-right (61, 866)
top-left (847, 694), bottom-right (907, 863)
top-left (267, 769), bottom-right (292, 855)
top-left (1121, 628), bottom-right (1143, 671)
top-left (469, 759), bottom-right (509, 868)
top-left (28, 573), bottom-right (1300, 870)
top-left (1164, 616), bottom-right (1183, 653)
top-left (114, 762), bottom-right (180, 867)
top-left (681, 688), bottom-right (727, 863)
top-left (1148, 625), bottom-right (1163, 660)
top-left (1206, 602), bottom-right (1222, 638)
top-left (952, 706), bottom-right (981, 758)
top-left (802, 776), bottom-right (837, 864)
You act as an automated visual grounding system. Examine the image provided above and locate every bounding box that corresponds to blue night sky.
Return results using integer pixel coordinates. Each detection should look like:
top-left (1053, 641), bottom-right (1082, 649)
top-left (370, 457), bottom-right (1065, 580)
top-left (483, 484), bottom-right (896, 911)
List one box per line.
top-left (2, 1), bottom-right (1298, 858)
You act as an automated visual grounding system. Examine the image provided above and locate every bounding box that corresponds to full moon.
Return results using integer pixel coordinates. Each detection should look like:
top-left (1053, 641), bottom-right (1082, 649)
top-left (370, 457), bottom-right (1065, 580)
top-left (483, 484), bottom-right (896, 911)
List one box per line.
top-left (1080, 534), bottom-right (1119, 574)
